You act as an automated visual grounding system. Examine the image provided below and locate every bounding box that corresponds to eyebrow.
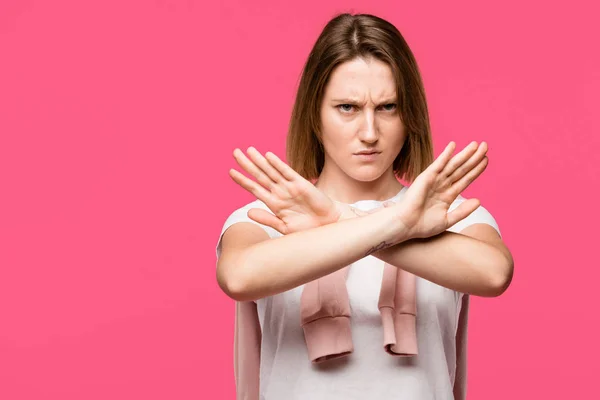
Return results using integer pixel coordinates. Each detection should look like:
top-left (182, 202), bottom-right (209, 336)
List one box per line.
top-left (331, 98), bottom-right (397, 104)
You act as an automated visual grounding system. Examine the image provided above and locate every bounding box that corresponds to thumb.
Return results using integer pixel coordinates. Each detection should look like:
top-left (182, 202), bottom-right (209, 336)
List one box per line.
top-left (247, 208), bottom-right (287, 235)
top-left (446, 198), bottom-right (480, 228)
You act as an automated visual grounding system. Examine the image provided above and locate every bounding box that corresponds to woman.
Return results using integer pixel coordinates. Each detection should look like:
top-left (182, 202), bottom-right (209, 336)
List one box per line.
top-left (216, 13), bottom-right (514, 400)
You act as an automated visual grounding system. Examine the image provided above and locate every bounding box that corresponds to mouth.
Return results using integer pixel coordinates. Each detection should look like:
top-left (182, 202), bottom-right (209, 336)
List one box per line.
top-left (354, 151), bottom-right (381, 161)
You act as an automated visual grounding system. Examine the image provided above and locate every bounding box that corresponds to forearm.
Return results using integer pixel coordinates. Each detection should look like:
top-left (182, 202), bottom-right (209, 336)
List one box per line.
top-left (373, 231), bottom-right (511, 297)
top-left (234, 208), bottom-right (407, 301)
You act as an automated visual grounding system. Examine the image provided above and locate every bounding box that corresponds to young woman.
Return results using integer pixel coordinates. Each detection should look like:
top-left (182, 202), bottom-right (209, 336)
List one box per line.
top-left (216, 13), bottom-right (514, 400)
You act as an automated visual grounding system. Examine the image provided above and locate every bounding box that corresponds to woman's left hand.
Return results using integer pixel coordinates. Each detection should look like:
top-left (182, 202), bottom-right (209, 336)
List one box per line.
top-left (229, 147), bottom-right (347, 235)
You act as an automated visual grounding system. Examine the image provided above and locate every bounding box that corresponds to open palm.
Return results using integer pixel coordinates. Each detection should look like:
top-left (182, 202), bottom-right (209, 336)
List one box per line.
top-left (228, 147), bottom-right (341, 235)
top-left (393, 141), bottom-right (489, 239)
top-left (228, 141), bottom-right (490, 240)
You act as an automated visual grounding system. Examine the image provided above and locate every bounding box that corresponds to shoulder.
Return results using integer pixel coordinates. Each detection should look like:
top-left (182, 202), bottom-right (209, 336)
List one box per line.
top-left (216, 199), bottom-right (280, 258)
top-left (448, 194), bottom-right (513, 274)
top-left (220, 199), bottom-right (272, 228)
top-left (447, 194), bottom-right (502, 237)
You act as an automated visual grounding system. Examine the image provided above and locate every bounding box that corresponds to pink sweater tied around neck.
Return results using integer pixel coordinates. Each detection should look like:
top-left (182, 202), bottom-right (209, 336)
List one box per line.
top-left (300, 262), bottom-right (418, 362)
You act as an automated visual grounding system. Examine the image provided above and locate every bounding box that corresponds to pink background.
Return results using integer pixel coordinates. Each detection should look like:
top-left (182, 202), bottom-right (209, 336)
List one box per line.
top-left (1, 0), bottom-right (598, 398)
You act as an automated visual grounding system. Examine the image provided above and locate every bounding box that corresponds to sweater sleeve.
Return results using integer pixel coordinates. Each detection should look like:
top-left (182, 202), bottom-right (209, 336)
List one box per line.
top-left (234, 301), bottom-right (262, 400)
top-left (453, 292), bottom-right (470, 400)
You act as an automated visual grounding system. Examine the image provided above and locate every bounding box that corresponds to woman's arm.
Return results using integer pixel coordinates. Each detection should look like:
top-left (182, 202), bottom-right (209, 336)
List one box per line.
top-left (373, 227), bottom-right (513, 297)
top-left (340, 204), bottom-right (514, 297)
top-left (217, 205), bottom-right (408, 302)
top-left (220, 141), bottom-right (504, 301)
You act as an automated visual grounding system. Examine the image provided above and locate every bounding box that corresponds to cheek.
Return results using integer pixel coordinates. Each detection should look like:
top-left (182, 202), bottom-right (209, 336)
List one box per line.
top-left (385, 122), bottom-right (406, 143)
top-left (322, 109), bottom-right (343, 129)
top-left (321, 112), bottom-right (352, 144)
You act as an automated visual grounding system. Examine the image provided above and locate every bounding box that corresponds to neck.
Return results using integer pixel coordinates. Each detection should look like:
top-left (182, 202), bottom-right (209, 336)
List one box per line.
top-left (315, 163), bottom-right (404, 204)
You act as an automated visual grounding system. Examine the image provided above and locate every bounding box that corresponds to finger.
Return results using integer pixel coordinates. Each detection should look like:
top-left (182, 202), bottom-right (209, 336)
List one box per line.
top-left (247, 147), bottom-right (285, 184)
top-left (265, 151), bottom-right (300, 182)
top-left (429, 141), bottom-right (457, 174)
top-left (446, 198), bottom-right (480, 228)
top-left (233, 148), bottom-right (275, 190)
top-left (440, 141), bottom-right (479, 178)
top-left (451, 156), bottom-right (489, 195)
top-left (247, 208), bottom-right (287, 235)
top-left (446, 142), bottom-right (488, 185)
top-left (229, 168), bottom-right (272, 202)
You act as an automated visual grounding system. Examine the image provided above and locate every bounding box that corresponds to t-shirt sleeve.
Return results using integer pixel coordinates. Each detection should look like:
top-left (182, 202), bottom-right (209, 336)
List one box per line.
top-left (215, 201), bottom-right (281, 260)
top-left (446, 194), bottom-right (501, 238)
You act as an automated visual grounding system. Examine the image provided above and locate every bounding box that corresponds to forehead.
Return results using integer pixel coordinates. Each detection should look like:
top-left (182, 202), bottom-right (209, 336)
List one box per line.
top-left (324, 57), bottom-right (397, 100)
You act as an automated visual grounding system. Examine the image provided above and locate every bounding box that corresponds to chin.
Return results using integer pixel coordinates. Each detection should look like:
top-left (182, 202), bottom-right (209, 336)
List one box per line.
top-left (346, 168), bottom-right (386, 183)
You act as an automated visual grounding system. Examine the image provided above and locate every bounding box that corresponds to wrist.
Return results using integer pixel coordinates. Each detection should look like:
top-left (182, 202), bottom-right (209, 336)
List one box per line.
top-left (335, 203), bottom-right (363, 222)
top-left (378, 206), bottom-right (413, 245)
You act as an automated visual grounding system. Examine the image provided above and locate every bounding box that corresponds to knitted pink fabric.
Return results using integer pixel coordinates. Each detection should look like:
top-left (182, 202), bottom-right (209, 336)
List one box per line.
top-left (300, 263), bottom-right (418, 363)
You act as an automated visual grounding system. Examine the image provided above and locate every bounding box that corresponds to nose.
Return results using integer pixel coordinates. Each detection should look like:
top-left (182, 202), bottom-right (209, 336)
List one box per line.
top-left (357, 109), bottom-right (378, 143)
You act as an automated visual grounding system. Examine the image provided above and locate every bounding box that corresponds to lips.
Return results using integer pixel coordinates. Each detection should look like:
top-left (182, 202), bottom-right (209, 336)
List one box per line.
top-left (354, 151), bottom-right (380, 161)
top-left (355, 151), bottom-right (380, 155)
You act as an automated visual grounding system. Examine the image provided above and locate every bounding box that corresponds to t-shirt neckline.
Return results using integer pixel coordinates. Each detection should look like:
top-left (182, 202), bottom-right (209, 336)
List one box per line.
top-left (349, 186), bottom-right (407, 207)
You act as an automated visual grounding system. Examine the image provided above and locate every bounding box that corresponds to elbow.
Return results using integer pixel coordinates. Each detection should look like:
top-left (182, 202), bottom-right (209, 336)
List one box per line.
top-left (223, 285), bottom-right (250, 302)
top-left (217, 259), bottom-right (256, 302)
top-left (218, 271), bottom-right (252, 302)
top-left (487, 253), bottom-right (514, 297)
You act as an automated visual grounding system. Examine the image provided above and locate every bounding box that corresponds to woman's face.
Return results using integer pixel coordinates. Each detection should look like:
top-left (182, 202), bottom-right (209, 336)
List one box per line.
top-left (319, 57), bottom-right (406, 183)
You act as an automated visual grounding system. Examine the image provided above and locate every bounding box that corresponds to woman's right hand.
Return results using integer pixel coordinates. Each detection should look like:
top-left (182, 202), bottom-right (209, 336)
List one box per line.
top-left (228, 147), bottom-right (343, 235)
top-left (388, 141), bottom-right (489, 241)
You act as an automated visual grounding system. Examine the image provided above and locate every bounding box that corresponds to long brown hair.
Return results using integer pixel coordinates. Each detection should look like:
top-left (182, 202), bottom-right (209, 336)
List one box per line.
top-left (286, 13), bottom-right (434, 183)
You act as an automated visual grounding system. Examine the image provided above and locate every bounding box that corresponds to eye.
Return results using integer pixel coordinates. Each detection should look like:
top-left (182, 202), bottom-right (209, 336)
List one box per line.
top-left (337, 104), bottom-right (355, 113)
top-left (380, 103), bottom-right (397, 112)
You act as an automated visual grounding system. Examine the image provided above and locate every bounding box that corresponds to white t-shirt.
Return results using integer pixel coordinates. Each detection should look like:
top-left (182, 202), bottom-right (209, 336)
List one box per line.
top-left (216, 187), bottom-right (501, 400)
